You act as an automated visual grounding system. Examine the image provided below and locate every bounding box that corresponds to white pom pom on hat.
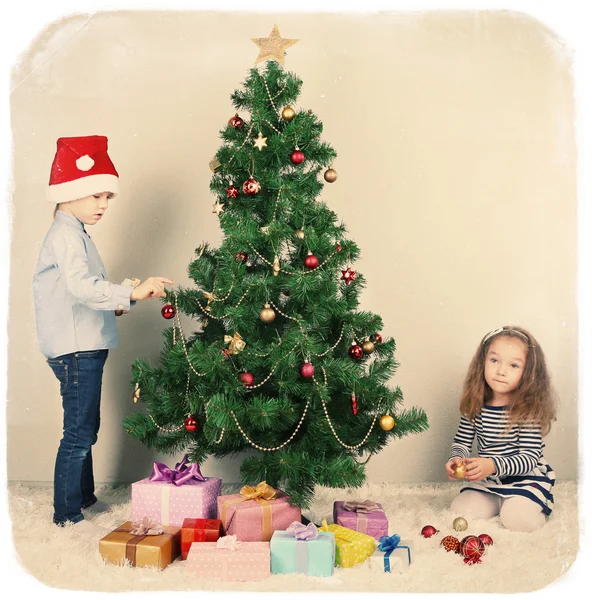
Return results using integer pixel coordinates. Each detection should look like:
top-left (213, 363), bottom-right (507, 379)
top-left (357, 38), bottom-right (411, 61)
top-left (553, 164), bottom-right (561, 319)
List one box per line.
top-left (75, 154), bottom-right (95, 171)
top-left (47, 135), bottom-right (119, 203)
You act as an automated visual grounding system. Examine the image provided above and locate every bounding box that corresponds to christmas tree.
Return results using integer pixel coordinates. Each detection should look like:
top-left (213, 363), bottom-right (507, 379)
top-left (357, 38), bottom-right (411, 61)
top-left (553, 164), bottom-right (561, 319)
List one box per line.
top-left (124, 26), bottom-right (429, 510)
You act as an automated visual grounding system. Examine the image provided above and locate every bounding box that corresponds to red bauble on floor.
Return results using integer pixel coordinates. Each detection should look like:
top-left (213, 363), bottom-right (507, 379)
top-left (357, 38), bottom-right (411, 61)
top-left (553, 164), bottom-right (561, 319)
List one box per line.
top-left (421, 525), bottom-right (438, 538)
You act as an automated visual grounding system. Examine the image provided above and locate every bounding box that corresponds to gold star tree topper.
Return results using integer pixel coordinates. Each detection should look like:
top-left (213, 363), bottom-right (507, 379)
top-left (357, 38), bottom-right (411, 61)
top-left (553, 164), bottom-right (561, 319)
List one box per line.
top-left (252, 25), bottom-right (299, 65)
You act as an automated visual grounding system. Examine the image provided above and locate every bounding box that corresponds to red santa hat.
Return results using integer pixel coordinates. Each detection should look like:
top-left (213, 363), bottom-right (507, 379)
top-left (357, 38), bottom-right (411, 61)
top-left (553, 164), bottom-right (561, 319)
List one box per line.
top-left (47, 135), bottom-right (119, 203)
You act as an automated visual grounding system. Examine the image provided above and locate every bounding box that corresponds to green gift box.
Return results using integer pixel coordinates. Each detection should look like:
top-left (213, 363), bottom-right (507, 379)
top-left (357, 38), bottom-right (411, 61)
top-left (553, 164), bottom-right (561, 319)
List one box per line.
top-left (270, 528), bottom-right (335, 577)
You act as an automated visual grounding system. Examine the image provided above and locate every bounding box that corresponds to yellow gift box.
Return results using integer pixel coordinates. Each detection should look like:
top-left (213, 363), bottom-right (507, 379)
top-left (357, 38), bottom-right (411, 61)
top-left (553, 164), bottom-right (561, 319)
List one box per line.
top-left (319, 519), bottom-right (376, 568)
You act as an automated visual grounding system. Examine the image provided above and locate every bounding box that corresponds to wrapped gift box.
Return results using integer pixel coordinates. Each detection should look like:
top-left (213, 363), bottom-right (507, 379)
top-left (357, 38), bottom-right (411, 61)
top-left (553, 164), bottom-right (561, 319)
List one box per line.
top-left (181, 518), bottom-right (222, 560)
top-left (319, 519), bottom-right (376, 568)
top-left (333, 500), bottom-right (388, 541)
top-left (368, 536), bottom-right (413, 573)
top-left (131, 456), bottom-right (221, 527)
top-left (270, 527), bottom-right (336, 577)
top-left (186, 537), bottom-right (271, 582)
top-left (99, 520), bottom-right (181, 569)
top-left (217, 483), bottom-right (301, 542)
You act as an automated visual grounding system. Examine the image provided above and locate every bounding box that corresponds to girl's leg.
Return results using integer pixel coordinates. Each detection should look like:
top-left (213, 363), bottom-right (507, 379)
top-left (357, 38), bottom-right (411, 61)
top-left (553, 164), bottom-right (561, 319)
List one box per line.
top-left (499, 496), bottom-right (547, 532)
top-left (450, 489), bottom-right (501, 519)
top-left (49, 350), bottom-right (108, 525)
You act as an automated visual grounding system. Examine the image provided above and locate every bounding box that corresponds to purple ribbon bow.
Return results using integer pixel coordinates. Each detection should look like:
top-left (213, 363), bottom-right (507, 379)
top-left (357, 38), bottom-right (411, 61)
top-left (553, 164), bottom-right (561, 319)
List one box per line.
top-left (342, 499), bottom-right (381, 513)
top-left (148, 454), bottom-right (205, 486)
top-left (286, 520), bottom-right (319, 541)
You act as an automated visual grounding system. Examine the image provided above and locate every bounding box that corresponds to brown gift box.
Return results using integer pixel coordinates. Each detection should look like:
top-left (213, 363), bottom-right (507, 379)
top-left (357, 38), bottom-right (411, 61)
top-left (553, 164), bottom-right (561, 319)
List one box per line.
top-left (99, 521), bottom-right (181, 569)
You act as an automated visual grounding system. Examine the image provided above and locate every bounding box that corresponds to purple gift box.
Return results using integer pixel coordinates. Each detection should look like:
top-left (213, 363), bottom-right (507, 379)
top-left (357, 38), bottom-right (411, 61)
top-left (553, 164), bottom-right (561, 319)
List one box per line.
top-left (131, 455), bottom-right (222, 527)
top-left (333, 500), bottom-right (388, 541)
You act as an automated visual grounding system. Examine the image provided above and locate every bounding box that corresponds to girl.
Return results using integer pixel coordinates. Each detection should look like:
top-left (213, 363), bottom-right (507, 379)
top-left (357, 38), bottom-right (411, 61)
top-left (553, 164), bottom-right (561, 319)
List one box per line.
top-left (445, 326), bottom-right (557, 532)
top-left (33, 135), bottom-right (173, 534)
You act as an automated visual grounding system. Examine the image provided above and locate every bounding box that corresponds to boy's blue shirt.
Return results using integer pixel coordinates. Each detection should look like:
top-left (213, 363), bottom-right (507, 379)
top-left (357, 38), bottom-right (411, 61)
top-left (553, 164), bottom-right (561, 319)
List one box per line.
top-left (33, 210), bottom-right (135, 359)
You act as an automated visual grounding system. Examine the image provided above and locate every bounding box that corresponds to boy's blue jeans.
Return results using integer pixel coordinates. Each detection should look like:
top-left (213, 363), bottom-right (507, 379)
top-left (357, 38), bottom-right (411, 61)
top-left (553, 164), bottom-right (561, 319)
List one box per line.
top-left (46, 349), bottom-right (109, 525)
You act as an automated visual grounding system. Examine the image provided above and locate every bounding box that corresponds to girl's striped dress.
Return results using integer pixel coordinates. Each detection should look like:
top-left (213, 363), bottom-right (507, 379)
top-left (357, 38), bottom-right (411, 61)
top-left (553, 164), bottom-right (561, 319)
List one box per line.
top-left (449, 404), bottom-right (555, 515)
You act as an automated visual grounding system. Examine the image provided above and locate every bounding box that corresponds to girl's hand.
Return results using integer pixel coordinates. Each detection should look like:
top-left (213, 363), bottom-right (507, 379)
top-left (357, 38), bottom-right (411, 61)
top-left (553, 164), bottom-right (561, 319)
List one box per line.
top-left (130, 277), bottom-right (174, 301)
top-left (445, 458), bottom-right (464, 481)
top-left (464, 457), bottom-right (496, 481)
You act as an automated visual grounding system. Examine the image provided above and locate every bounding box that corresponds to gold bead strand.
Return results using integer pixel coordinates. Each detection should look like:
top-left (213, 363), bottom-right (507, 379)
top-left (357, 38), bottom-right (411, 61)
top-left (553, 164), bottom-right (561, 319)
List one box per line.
top-left (204, 398), bottom-right (226, 444)
top-left (261, 75), bottom-right (282, 121)
top-left (229, 397), bottom-right (311, 451)
top-left (173, 292), bottom-right (206, 377)
top-left (315, 367), bottom-right (378, 450)
top-left (195, 287), bottom-right (252, 321)
top-left (149, 414), bottom-right (186, 434)
top-left (227, 122), bottom-right (255, 166)
top-left (267, 299), bottom-right (305, 333)
top-left (315, 324), bottom-right (348, 357)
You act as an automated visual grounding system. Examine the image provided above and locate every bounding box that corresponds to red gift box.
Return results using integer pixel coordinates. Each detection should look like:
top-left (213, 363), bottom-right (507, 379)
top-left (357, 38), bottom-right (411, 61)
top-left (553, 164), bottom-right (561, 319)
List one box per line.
top-left (181, 518), bottom-right (222, 560)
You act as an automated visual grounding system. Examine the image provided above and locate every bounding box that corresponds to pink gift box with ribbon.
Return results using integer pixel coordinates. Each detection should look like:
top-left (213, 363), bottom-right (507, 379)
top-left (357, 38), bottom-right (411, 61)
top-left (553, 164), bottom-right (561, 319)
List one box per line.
top-left (333, 500), bottom-right (389, 541)
top-left (131, 455), bottom-right (222, 527)
top-left (186, 535), bottom-right (271, 582)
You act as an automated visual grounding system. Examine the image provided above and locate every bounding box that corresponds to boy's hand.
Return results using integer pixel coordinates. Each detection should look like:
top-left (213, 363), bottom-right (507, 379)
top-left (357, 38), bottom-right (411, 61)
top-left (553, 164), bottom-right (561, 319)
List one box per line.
top-left (445, 458), bottom-right (464, 481)
top-left (464, 457), bottom-right (496, 481)
top-left (130, 277), bottom-right (174, 301)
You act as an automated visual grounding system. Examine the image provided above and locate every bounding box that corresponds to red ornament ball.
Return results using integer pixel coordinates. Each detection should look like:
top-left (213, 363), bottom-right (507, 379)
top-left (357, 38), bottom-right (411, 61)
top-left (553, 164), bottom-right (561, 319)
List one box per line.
top-left (460, 535), bottom-right (485, 563)
top-left (221, 349), bottom-right (230, 359)
top-left (336, 243), bottom-right (342, 252)
top-left (478, 533), bottom-right (493, 546)
top-left (161, 304), bottom-right (176, 319)
top-left (349, 344), bottom-right (363, 360)
top-left (290, 149), bottom-right (305, 164)
top-left (441, 535), bottom-right (460, 553)
top-left (370, 333), bottom-right (383, 344)
top-left (300, 362), bottom-right (315, 378)
top-left (183, 416), bottom-right (198, 432)
top-left (226, 185), bottom-right (239, 199)
top-left (421, 525), bottom-right (438, 538)
top-left (228, 114), bottom-right (244, 129)
top-left (242, 178), bottom-right (261, 196)
top-left (304, 253), bottom-right (319, 269)
top-left (239, 372), bottom-right (254, 386)
top-left (234, 251), bottom-right (248, 263)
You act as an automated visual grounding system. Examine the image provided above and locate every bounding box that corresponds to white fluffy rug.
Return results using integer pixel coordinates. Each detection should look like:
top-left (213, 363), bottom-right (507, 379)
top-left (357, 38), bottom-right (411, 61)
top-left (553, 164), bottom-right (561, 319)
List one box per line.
top-left (8, 480), bottom-right (578, 593)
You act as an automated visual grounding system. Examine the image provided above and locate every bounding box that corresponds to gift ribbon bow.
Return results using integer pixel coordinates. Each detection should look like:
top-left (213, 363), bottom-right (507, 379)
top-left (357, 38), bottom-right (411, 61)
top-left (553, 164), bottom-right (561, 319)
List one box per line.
top-left (130, 517), bottom-right (164, 536)
top-left (148, 454), bottom-right (205, 486)
top-left (378, 534), bottom-right (411, 572)
top-left (342, 499), bottom-right (382, 513)
top-left (286, 521), bottom-right (319, 541)
top-left (224, 332), bottom-right (246, 355)
top-left (220, 482), bottom-right (277, 541)
top-left (239, 481), bottom-right (277, 501)
top-left (216, 534), bottom-right (242, 551)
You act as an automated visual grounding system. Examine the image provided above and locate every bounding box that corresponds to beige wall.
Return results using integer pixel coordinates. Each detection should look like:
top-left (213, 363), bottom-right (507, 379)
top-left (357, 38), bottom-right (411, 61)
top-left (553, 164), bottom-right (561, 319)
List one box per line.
top-left (6, 10), bottom-right (577, 485)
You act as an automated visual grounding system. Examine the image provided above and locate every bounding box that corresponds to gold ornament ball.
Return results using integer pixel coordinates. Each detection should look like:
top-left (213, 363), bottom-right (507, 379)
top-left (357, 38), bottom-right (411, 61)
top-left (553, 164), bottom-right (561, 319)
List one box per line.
top-left (294, 229), bottom-right (305, 239)
top-left (379, 415), bottom-right (396, 431)
top-left (260, 304), bottom-right (276, 323)
top-left (133, 383), bottom-right (141, 403)
top-left (362, 340), bottom-right (375, 354)
top-left (282, 106), bottom-right (295, 121)
top-left (209, 157), bottom-right (222, 173)
top-left (324, 167), bottom-right (338, 183)
top-left (453, 463), bottom-right (467, 479)
top-left (453, 517), bottom-right (468, 532)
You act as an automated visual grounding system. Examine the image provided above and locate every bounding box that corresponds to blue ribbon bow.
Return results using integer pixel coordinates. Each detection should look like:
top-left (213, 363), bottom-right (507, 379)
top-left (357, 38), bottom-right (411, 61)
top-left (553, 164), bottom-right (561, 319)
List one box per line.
top-left (378, 534), bottom-right (411, 572)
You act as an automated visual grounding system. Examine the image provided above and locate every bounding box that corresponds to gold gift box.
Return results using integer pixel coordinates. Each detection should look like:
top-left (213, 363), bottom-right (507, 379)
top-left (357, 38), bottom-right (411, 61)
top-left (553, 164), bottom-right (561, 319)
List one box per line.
top-left (99, 521), bottom-right (181, 569)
